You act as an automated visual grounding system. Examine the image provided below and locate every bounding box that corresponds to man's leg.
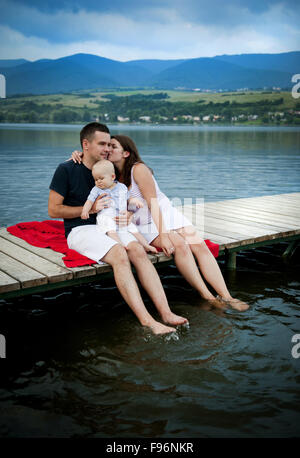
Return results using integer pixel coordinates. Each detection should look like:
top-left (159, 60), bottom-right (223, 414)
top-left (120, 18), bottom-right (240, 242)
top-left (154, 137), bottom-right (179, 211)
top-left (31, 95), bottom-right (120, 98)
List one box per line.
top-left (125, 241), bottom-right (188, 326)
top-left (102, 244), bottom-right (177, 334)
top-left (68, 225), bottom-right (176, 333)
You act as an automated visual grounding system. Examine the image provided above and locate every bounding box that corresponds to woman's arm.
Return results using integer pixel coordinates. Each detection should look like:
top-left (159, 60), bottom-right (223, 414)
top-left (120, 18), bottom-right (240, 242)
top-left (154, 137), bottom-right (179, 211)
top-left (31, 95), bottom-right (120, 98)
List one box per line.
top-left (133, 164), bottom-right (174, 256)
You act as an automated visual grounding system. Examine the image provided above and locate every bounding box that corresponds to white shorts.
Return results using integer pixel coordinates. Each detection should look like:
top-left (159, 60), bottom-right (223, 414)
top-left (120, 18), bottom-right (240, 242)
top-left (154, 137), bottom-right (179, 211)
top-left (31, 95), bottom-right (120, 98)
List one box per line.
top-left (96, 213), bottom-right (139, 235)
top-left (135, 198), bottom-right (192, 244)
top-left (67, 225), bottom-right (118, 263)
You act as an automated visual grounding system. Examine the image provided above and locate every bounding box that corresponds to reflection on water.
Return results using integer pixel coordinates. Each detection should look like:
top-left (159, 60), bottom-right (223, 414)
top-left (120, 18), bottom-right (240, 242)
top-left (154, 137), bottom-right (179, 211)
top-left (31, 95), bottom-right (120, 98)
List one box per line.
top-left (0, 244), bottom-right (299, 438)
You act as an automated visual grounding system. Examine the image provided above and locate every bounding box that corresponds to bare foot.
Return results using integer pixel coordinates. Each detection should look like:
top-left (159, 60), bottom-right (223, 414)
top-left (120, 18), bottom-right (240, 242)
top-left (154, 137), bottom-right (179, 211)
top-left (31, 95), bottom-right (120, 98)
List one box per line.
top-left (148, 321), bottom-right (177, 335)
top-left (207, 297), bottom-right (227, 310)
top-left (161, 312), bottom-right (189, 326)
top-left (218, 296), bottom-right (249, 311)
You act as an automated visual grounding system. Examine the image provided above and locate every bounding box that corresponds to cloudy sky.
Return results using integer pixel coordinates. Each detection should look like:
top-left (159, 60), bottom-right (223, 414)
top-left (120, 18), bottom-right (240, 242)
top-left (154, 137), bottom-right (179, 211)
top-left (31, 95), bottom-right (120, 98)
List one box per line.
top-left (0, 0), bottom-right (299, 61)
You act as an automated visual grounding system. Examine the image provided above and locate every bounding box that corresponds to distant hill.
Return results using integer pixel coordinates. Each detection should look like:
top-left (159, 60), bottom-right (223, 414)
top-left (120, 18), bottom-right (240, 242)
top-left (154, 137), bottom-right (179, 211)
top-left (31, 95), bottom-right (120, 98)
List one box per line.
top-left (0, 51), bottom-right (298, 95)
top-left (125, 59), bottom-right (186, 74)
top-left (151, 57), bottom-right (293, 90)
top-left (0, 59), bottom-right (28, 68)
top-left (213, 51), bottom-right (299, 73)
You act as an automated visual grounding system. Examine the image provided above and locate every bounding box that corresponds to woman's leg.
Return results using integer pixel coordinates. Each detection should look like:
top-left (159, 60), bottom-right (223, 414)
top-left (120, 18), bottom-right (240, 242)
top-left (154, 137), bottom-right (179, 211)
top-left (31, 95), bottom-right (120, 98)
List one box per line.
top-left (176, 226), bottom-right (249, 311)
top-left (102, 244), bottom-right (177, 334)
top-left (126, 241), bottom-right (188, 326)
top-left (151, 231), bottom-right (216, 301)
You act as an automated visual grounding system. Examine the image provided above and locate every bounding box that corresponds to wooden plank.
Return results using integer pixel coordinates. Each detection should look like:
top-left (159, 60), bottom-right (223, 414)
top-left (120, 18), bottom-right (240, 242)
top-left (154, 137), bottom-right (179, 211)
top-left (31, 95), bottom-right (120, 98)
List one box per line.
top-left (203, 207), bottom-right (300, 231)
top-left (0, 229), bottom-right (98, 279)
top-left (217, 199), bottom-right (300, 217)
top-left (204, 203), bottom-right (300, 226)
top-left (0, 270), bottom-right (20, 293)
top-left (184, 205), bottom-right (290, 239)
top-left (0, 237), bottom-right (73, 283)
top-left (210, 193), bottom-right (300, 206)
top-left (202, 209), bottom-right (296, 232)
top-left (251, 195), bottom-right (300, 207)
top-left (202, 231), bottom-right (237, 245)
top-left (0, 252), bottom-right (46, 289)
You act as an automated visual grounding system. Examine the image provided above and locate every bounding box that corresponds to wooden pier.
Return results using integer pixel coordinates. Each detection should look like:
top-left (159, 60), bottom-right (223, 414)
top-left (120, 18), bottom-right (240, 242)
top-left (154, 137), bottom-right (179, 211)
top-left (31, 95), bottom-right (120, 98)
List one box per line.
top-left (0, 192), bottom-right (299, 300)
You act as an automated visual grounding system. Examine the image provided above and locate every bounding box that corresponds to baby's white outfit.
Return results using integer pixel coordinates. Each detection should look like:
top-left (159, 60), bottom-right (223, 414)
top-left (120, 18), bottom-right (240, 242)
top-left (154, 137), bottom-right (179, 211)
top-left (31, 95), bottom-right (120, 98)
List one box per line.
top-left (87, 182), bottom-right (138, 246)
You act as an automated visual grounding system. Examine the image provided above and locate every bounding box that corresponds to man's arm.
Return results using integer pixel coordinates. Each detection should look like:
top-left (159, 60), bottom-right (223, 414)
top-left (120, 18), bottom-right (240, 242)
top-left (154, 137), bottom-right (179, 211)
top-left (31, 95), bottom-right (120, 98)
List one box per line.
top-left (48, 190), bottom-right (82, 219)
top-left (48, 190), bottom-right (110, 219)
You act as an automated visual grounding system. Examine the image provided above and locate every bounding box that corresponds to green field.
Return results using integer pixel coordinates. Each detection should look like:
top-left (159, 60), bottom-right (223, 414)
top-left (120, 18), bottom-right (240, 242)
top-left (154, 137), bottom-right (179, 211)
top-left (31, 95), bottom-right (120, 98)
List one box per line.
top-left (0, 89), bottom-right (299, 125)
top-left (1, 89), bottom-right (298, 108)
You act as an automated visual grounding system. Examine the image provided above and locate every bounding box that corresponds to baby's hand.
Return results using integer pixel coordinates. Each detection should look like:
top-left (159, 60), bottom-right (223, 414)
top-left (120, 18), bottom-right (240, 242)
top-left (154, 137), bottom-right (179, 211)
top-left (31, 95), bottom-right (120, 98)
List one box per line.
top-left (81, 211), bottom-right (89, 220)
top-left (129, 197), bottom-right (144, 209)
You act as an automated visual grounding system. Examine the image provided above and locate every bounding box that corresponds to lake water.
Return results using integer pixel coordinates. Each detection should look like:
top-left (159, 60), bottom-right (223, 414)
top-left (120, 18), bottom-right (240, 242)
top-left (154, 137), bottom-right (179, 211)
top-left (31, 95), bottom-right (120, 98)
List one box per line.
top-left (0, 123), bottom-right (299, 438)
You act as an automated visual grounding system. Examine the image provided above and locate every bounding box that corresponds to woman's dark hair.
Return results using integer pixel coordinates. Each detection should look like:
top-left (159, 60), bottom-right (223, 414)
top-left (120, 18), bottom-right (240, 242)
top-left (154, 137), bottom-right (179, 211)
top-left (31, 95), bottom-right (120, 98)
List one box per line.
top-left (112, 135), bottom-right (152, 188)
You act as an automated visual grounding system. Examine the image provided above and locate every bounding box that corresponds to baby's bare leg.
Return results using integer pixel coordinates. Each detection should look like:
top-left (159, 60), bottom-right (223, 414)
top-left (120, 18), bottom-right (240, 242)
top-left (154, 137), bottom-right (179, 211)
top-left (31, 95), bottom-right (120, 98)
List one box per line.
top-left (132, 231), bottom-right (157, 253)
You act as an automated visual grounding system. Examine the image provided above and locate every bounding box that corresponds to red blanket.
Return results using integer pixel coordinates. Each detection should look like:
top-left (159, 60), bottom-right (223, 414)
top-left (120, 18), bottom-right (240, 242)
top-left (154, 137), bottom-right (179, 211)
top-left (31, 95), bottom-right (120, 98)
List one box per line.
top-left (7, 220), bottom-right (219, 267)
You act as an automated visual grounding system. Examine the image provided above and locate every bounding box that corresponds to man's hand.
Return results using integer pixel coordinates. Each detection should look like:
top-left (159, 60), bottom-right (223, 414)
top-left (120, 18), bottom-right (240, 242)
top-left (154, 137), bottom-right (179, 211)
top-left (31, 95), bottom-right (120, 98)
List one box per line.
top-left (89, 194), bottom-right (111, 214)
top-left (114, 210), bottom-right (133, 227)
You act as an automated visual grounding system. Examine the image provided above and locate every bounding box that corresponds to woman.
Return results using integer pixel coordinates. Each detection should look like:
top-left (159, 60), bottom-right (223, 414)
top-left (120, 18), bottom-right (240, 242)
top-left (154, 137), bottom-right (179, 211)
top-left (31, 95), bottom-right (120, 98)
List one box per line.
top-left (72, 135), bottom-right (248, 311)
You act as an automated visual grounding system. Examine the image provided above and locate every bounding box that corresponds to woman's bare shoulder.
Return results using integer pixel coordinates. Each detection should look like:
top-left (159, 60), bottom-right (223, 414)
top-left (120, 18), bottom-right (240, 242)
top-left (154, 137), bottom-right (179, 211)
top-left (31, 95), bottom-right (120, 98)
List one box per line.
top-left (133, 162), bottom-right (152, 177)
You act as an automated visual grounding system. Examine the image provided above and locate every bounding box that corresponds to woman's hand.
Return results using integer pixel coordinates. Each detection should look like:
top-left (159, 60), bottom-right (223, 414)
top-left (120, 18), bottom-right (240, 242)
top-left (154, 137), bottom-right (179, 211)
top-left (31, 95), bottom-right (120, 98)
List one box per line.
top-left (160, 233), bottom-right (175, 257)
top-left (128, 197), bottom-right (144, 209)
top-left (71, 150), bottom-right (83, 164)
top-left (89, 194), bottom-right (111, 214)
top-left (114, 210), bottom-right (133, 227)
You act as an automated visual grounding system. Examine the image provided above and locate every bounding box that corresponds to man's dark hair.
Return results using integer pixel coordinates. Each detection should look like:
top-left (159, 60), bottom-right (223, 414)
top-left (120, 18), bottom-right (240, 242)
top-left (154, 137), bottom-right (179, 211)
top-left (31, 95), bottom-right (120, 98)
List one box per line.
top-left (80, 122), bottom-right (110, 147)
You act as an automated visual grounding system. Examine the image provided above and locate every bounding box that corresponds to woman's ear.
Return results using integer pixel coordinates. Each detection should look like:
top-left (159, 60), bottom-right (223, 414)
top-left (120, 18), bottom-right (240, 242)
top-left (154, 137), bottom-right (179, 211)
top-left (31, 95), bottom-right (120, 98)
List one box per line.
top-left (123, 150), bottom-right (130, 158)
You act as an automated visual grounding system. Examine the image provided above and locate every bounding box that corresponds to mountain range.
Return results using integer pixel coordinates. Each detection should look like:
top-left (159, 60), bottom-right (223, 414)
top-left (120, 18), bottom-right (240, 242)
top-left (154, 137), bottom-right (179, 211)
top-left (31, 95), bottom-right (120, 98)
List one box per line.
top-left (0, 51), bottom-right (298, 95)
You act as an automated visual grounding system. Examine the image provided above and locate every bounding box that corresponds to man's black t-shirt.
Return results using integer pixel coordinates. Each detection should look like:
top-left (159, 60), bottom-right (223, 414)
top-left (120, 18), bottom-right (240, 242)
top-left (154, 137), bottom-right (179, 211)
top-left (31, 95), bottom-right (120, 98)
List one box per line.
top-left (49, 161), bottom-right (96, 238)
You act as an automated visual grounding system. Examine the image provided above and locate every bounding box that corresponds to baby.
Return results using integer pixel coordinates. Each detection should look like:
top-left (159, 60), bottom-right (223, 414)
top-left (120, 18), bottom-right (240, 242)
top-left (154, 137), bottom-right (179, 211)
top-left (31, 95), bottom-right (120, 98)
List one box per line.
top-left (81, 160), bottom-right (157, 253)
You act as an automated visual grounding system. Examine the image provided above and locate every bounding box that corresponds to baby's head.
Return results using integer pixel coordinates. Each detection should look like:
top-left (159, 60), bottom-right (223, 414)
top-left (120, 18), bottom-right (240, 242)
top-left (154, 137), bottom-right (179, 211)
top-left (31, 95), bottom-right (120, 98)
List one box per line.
top-left (92, 160), bottom-right (116, 189)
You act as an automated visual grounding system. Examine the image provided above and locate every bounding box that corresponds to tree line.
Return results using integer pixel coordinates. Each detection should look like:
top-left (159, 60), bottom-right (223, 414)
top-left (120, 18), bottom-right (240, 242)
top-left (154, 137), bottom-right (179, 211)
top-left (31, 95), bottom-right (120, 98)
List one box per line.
top-left (0, 93), bottom-right (299, 125)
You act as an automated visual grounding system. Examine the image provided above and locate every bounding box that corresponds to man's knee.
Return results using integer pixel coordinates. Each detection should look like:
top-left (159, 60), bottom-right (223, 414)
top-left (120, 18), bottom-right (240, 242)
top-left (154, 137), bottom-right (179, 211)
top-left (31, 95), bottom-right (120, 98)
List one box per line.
top-left (126, 241), bottom-right (147, 261)
top-left (104, 243), bottom-right (129, 266)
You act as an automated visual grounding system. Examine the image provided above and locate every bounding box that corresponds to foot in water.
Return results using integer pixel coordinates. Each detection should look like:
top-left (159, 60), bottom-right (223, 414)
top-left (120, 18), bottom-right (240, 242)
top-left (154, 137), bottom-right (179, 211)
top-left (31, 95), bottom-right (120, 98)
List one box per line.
top-left (161, 312), bottom-right (189, 326)
top-left (148, 321), bottom-right (177, 335)
top-left (217, 296), bottom-right (249, 311)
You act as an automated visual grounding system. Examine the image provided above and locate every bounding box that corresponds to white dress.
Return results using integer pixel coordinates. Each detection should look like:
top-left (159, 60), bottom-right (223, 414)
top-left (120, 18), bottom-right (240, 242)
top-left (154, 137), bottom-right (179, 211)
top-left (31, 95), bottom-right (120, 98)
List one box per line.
top-left (129, 164), bottom-right (192, 244)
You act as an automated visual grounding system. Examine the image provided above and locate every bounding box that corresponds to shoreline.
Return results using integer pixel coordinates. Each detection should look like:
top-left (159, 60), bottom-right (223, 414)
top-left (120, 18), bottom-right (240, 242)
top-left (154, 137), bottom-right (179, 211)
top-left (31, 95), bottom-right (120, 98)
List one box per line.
top-left (1, 122), bottom-right (300, 130)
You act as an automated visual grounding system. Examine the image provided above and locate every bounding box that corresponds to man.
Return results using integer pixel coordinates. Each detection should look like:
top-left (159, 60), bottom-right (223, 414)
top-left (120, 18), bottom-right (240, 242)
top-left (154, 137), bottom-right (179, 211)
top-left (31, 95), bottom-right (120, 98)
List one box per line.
top-left (48, 122), bottom-right (178, 334)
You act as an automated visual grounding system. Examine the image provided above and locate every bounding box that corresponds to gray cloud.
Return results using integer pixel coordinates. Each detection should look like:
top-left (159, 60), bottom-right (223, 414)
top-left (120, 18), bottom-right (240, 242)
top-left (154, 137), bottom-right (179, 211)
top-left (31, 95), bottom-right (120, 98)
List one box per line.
top-left (0, 0), bottom-right (299, 60)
